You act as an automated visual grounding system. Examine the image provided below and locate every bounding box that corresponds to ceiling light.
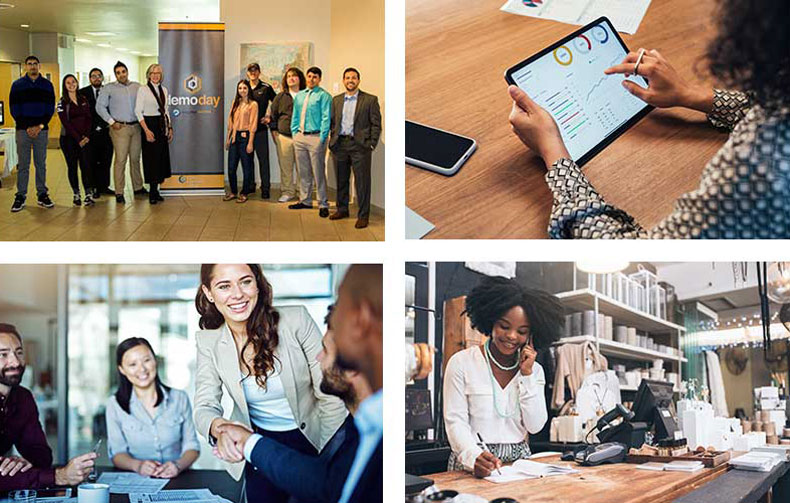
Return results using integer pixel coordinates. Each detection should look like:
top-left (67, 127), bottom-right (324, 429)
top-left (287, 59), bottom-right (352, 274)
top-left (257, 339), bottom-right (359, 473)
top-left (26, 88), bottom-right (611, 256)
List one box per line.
top-left (142, 54), bottom-right (154, 57)
top-left (117, 48), bottom-right (129, 52)
top-left (0, 4), bottom-right (16, 10)
top-left (75, 38), bottom-right (92, 43)
top-left (130, 51), bottom-right (141, 55)
top-left (20, 24), bottom-right (30, 28)
top-left (576, 260), bottom-right (629, 275)
top-left (85, 31), bottom-right (116, 37)
top-left (96, 43), bottom-right (112, 48)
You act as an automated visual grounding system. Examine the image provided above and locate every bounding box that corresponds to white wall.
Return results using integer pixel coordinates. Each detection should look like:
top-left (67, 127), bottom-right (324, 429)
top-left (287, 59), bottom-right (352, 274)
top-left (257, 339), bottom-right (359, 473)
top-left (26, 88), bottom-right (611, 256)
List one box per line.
top-left (329, 0), bottom-right (385, 209)
top-left (220, 0), bottom-right (385, 209)
top-left (0, 27), bottom-right (30, 63)
top-left (74, 43), bottom-right (145, 84)
top-left (221, 0), bottom-right (332, 191)
top-left (656, 262), bottom-right (759, 301)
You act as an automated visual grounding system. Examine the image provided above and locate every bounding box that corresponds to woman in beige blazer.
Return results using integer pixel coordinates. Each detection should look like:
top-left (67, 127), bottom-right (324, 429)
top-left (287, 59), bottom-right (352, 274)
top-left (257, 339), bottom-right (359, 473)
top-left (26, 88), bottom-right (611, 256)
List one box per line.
top-left (193, 263), bottom-right (347, 503)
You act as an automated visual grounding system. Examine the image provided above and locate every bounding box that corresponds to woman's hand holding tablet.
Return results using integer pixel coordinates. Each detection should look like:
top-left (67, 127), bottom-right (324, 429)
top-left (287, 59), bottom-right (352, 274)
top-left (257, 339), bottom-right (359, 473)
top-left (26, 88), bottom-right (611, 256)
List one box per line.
top-left (507, 86), bottom-right (570, 169)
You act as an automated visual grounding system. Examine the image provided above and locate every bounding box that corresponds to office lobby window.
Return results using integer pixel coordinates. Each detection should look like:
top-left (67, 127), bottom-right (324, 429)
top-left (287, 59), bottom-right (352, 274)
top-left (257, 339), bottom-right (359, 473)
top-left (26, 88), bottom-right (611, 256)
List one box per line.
top-left (67, 264), bottom-right (338, 467)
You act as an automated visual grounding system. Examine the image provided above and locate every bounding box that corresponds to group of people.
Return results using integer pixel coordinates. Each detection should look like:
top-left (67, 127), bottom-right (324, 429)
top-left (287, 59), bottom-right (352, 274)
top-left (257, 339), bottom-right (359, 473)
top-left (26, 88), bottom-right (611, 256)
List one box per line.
top-left (226, 64), bottom-right (381, 228)
top-left (8, 57), bottom-right (382, 229)
top-left (8, 56), bottom-right (172, 211)
top-left (0, 264), bottom-right (383, 503)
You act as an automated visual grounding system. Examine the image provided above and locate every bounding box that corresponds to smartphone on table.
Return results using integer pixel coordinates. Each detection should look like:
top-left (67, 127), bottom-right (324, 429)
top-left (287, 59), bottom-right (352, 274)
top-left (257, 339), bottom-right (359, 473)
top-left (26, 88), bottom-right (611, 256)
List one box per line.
top-left (406, 120), bottom-right (477, 176)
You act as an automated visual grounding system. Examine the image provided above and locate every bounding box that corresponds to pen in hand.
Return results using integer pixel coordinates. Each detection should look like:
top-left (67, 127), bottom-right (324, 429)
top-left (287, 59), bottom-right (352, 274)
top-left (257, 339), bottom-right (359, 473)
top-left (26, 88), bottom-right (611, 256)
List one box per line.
top-left (476, 433), bottom-right (502, 476)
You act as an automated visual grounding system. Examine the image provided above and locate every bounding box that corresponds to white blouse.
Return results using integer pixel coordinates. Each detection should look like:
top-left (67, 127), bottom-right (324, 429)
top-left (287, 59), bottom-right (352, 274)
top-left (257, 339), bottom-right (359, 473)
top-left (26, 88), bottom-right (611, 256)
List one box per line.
top-left (443, 346), bottom-right (547, 471)
top-left (135, 84), bottom-right (170, 121)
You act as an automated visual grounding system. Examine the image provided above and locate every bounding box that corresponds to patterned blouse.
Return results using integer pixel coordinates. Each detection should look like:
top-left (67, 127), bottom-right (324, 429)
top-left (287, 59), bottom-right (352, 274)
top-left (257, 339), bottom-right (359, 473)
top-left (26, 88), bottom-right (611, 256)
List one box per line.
top-left (546, 89), bottom-right (790, 238)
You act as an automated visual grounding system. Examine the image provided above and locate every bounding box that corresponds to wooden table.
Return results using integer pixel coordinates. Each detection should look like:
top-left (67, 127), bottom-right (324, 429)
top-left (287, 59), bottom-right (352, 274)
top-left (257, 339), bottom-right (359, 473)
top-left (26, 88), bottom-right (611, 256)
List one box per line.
top-left (427, 456), bottom-right (729, 502)
top-left (406, 0), bottom-right (729, 238)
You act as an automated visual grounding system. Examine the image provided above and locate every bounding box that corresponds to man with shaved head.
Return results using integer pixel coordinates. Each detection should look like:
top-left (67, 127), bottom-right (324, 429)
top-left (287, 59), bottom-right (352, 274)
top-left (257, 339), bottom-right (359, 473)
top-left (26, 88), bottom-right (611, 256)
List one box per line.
top-left (330, 264), bottom-right (382, 503)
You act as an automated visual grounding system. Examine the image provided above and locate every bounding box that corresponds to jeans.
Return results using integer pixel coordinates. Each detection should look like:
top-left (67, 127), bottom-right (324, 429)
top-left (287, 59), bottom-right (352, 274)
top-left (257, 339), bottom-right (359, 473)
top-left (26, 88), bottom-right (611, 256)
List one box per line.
top-left (227, 131), bottom-right (254, 195)
top-left (60, 135), bottom-right (93, 194)
top-left (15, 129), bottom-right (49, 198)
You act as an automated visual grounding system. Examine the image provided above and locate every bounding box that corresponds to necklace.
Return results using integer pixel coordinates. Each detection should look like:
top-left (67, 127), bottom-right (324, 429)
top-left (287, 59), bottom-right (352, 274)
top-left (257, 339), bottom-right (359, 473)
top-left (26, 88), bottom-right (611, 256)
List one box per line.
top-left (485, 339), bottom-right (519, 371)
top-left (483, 342), bottom-right (519, 418)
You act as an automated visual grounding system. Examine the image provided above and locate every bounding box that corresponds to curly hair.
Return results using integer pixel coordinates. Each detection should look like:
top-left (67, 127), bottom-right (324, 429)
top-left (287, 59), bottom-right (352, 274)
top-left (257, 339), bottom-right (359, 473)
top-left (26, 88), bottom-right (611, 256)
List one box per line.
top-left (195, 264), bottom-right (280, 390)
top-left (705, 0), bottom-right (789, 109)
top-left (463, 276), bottom-right (564, 350)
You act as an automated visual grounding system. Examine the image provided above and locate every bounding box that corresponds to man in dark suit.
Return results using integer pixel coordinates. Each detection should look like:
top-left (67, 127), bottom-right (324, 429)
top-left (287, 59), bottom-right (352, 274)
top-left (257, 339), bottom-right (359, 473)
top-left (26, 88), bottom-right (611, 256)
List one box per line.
top-left (79, 68), bottom-right (114, 198)
top-left (215, 307), bottom-right (373, 503)
top-left (331, 265), bottom-right (382, 503)
top-left (328, 68), bottom-right (382, 229)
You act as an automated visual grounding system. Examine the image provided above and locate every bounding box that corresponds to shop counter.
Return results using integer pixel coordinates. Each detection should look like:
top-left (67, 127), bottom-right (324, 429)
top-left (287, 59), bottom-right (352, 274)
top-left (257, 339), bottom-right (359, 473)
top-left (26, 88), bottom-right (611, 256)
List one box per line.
top-left (675, 460), bottom-right (790, 503)
top-left (426, 455), bottom-right (729, 503)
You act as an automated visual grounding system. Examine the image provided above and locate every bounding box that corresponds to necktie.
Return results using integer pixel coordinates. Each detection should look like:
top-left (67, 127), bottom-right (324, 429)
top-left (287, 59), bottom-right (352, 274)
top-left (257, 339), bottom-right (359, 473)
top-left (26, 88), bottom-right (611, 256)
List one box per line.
top-left (299, 90), bottom-right (312, 132)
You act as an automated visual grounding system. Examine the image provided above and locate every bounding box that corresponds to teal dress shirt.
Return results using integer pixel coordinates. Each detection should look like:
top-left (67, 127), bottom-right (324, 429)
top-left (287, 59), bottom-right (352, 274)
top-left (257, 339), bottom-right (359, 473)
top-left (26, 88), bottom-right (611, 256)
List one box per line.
top-left (290, 86), bottom-right (332, 142)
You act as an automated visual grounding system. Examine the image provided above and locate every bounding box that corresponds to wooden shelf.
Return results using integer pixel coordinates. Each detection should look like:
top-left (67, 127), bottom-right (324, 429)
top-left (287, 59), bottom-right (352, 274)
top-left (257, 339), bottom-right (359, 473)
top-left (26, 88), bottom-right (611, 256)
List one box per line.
top-left (554, 335), bottom-right (687, 363)
top-left (556, 289), bottom-right (686, 334)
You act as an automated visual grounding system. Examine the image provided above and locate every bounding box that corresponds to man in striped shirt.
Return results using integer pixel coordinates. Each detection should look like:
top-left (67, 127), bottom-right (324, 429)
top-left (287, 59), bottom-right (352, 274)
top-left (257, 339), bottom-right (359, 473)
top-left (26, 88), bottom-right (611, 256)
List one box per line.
top-left (9, 55), bottom-right (55, 212)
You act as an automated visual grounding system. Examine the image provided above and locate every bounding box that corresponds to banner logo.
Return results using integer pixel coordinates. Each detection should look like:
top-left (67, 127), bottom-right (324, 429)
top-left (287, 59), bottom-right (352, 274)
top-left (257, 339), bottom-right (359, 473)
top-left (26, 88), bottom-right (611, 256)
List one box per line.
top-left (184, 73), bottom-right (203, 94)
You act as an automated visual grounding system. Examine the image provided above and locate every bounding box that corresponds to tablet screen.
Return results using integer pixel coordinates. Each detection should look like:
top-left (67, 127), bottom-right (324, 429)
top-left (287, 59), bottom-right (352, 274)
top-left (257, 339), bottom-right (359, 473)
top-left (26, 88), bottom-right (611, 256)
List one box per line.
top-left (507, 18), bottom-right (650, 164)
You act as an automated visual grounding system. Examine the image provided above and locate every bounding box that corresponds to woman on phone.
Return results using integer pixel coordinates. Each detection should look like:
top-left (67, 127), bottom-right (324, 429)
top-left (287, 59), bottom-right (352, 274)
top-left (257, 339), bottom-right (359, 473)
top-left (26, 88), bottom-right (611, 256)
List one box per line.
top-left (223, 81), bottom-right (258, 203)
top-left (135, 64), bottom-right (172, 205)
top-left (193, 264), bottom-right (347, 503)
top-left (106, 337), bottom-right (199, 478)
top-left (57, 74), bottom-right (94, 207)
top-left (443, 276), bottom-right (563, 477)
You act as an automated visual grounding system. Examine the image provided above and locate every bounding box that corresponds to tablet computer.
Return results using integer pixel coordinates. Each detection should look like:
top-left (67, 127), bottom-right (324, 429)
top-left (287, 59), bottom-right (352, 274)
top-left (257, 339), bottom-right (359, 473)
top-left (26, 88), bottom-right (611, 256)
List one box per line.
top-left (505, 16), bottom-right (653, 166)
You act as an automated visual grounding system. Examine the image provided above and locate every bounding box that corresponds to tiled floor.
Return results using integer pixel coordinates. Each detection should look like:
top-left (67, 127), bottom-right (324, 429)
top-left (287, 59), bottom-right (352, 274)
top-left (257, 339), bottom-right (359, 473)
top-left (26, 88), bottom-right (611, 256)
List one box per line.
top-left (0, 151), bottom-right (384, 241)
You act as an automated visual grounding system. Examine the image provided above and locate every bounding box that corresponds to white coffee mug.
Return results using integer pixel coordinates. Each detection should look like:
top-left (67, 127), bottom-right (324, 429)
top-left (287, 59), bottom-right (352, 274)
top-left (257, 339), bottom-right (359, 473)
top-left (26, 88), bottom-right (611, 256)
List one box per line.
top-left (78, 483), bottom-right (110, 503)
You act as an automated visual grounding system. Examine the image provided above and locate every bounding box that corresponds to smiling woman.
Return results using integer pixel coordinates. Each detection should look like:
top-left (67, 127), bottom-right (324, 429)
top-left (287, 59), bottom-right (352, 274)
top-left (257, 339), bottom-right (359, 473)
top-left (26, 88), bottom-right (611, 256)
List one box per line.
top-left (443, 276), bottom-right (564, 478)
top-left (192, 263), bottom-right (347, 503)
top-left (105, 337), bottom-right (200, 478)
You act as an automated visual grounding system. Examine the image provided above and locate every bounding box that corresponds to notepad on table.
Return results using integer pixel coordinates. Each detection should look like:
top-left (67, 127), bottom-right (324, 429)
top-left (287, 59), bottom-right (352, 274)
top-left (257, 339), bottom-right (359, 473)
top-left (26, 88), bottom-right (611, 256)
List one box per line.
top-left (484, 459), bottom-right (579, 483)
top-left (636, 460), bottom-right (704, 473)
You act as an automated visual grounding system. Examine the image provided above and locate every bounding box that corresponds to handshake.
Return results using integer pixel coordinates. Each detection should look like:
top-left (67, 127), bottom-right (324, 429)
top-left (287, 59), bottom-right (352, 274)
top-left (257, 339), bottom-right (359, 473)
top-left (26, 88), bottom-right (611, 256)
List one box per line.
top-left (211, 421), bottom-right (255, 464)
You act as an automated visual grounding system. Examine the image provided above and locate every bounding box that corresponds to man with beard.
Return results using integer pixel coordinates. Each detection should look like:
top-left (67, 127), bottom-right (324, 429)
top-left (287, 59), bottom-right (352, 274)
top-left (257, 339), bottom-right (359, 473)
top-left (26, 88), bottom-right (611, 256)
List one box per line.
top-left (328, 68), bottom-right (381, 229)
top-left (331, 264), bottom-right (382, 503)
top-left (79, 68), bottom-right (114, 198)
top-left (0, 324), bottom-right (98, 490)
top-left (216, 307), bottom-right (372, 502)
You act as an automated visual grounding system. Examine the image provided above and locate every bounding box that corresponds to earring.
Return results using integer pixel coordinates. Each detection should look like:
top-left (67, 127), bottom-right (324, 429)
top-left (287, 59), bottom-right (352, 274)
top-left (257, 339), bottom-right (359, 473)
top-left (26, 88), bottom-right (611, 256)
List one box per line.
top-left (207, 297), bottom-right (214, 303)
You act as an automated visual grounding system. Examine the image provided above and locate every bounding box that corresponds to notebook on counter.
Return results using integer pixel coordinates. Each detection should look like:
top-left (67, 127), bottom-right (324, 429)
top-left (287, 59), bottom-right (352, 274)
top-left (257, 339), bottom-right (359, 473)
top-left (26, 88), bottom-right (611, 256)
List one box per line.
top-left (485, 459), bottom-right (579, 483)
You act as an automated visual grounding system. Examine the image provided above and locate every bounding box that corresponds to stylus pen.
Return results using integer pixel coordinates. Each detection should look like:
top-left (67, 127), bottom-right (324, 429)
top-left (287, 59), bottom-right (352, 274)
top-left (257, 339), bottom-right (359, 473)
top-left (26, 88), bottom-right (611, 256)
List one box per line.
top-left (476, 432), bottom-right (502, 475)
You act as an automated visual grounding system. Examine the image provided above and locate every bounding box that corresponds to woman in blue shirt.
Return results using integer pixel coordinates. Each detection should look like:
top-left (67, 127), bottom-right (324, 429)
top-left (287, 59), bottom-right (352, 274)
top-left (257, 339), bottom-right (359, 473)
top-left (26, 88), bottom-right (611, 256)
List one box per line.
top-left (106, 337), bottom-right (200, 478)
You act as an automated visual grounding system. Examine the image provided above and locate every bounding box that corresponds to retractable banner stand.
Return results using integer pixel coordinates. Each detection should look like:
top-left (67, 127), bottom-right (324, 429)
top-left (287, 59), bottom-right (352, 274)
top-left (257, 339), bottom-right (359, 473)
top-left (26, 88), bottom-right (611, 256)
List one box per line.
top-left (158, 22), bottom-right (225, 192)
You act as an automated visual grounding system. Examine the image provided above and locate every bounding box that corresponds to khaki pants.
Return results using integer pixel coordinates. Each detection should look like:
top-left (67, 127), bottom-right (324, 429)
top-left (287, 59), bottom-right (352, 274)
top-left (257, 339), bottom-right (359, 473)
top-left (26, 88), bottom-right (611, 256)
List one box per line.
top-left (109, 123), bottom-right (143, 194)
top-left (293, 132), bottom-right (328, 208)
top-left (273, 133), bottom-right (297, 198)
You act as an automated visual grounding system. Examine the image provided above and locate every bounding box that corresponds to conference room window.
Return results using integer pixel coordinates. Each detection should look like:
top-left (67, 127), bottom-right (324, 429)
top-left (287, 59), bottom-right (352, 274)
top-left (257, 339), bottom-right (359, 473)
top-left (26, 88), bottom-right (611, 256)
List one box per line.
top-left (66, 264), bottom-right (339, 467)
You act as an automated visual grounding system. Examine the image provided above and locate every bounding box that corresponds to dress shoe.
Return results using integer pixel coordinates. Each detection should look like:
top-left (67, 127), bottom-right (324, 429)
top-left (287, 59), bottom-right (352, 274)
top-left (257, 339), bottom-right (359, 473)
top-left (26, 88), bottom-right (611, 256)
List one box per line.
top-left (261, 189), bottom-right (270, 199)
top-left (355, 217), bottom-right (369, 229)
top-left (289, 202), bottom-right (312, 210)
top-left (134, 187), bottom-right (148, 195)
top-left (329, 210), bottom-right (349, 220)
top-left (319, 208), bottom-right (329, 218)
top-left (116, 194), bottom-right (126, 204)
top-left (92, 188), bottom-right (101, 199)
